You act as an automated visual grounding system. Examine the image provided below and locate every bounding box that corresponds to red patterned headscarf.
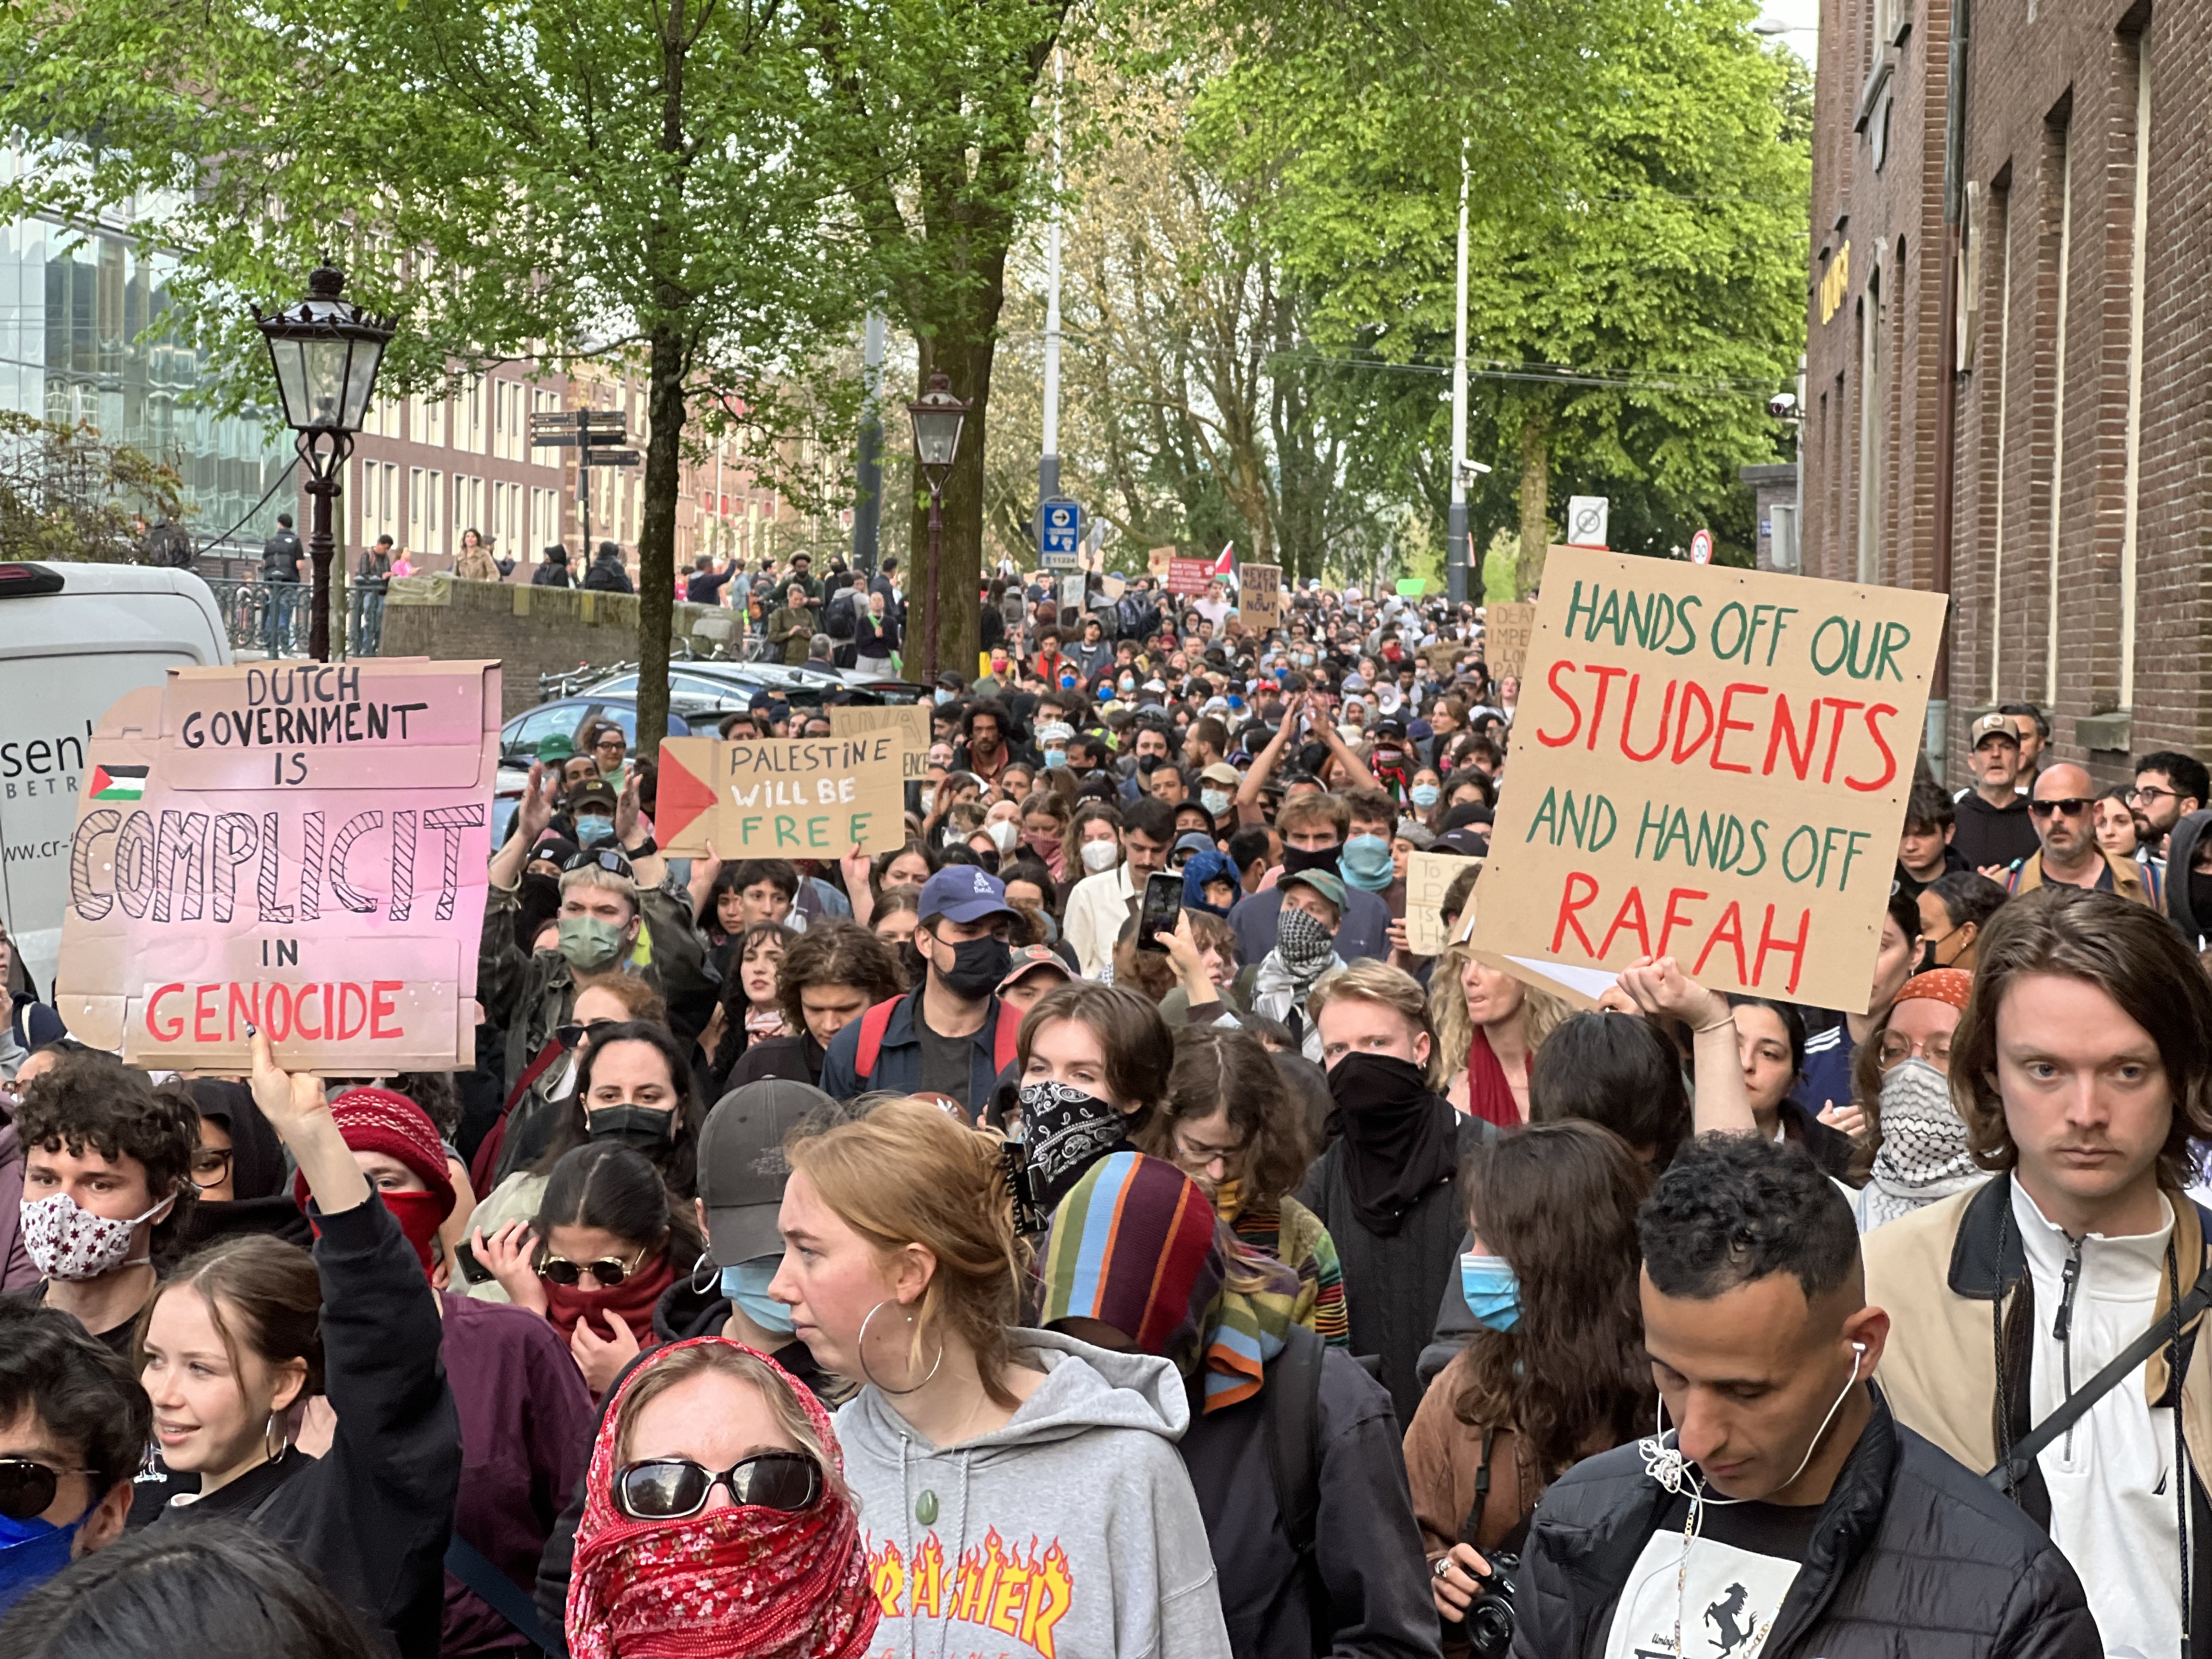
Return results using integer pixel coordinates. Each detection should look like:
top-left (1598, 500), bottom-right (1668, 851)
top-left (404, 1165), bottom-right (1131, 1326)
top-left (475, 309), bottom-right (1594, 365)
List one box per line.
top-left (566, 1338), bottom-right (878, 1659)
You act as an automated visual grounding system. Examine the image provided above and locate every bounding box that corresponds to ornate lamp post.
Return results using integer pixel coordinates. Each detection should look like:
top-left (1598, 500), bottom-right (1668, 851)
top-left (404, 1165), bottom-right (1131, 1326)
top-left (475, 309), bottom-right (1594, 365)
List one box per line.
top-left (253, 261), bottom-right (395, 661)
top-left (905, 371), bottom-right (969, 682)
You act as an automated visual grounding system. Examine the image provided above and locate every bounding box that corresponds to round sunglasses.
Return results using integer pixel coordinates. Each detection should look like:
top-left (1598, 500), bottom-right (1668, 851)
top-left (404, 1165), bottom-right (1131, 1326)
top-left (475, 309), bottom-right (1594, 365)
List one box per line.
top-left (0, 1456), bottom-right (91, 1522)
top-left (538, 1244), bottom-right (649, 1288)
top-left (613, 1452), bottom-right (822, 1521)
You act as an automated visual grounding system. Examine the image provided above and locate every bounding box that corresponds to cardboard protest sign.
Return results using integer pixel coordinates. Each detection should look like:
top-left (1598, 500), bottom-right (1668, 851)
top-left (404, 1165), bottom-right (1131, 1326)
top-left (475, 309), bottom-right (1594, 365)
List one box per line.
top-left (1239, 563), bottom-right (1283, 631)
top-left (828, 702), bottom-right (930, 781)
top-left (1466, 548), bottom-right (1946, 1012)
top-left (55, 659), bottom-right (502, 1073)
top-left (1403, 850), bottom-right (1469, 957)
top-left (1148, 547), bottom-right (1176, 578)
top-left (1167, 558), bottom-right (1214, 597)
top-left (1485, 603), bottom-right (1536, 679)
top-left (655, 734), bottom-right (906, 857)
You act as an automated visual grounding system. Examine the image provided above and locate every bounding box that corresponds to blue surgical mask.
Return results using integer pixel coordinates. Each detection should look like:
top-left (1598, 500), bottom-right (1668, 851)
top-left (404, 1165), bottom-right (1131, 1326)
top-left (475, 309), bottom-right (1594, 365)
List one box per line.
top-left (1410, 783), bottom-right (1441, 810)
top-left (573, 813), bottom-right (614, 847)
top-left (1459, 1252), bottom-right (1521, 1331)
top-left (1201, 788), bottom-right (1233, 818)
top-left (720, 1257), bottom-right (797, 1336)
top-left (1339, 833), bottom-right (1395, 890)
top-left (1044, 748), bottom-right (1067, 770)
top-left (934, 689), bottom-right (955, 706)
top-left (0, 1511), bottom-right (82, 1618)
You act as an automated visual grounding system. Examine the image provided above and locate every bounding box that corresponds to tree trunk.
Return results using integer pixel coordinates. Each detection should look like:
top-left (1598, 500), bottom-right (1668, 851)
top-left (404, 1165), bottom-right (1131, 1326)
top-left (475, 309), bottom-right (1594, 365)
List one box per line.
top-left (907, 317), bottom-right (1001, 682)
top-left (635, 323), bottom-right (686, 758)
top-left (1515, 411), bottom-right (1550, 599)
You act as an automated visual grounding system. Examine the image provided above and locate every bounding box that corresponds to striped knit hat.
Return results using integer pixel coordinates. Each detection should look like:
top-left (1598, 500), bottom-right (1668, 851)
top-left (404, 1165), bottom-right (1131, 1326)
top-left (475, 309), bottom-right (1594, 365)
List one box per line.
top-left (1041, 1153), bottom-right (1221, 1364)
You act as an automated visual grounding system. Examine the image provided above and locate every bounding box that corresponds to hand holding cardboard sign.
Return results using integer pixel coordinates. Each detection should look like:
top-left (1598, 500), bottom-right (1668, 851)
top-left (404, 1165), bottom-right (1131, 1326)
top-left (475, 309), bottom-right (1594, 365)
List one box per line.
top-left (250, 1028), bottom-right (371, 1215)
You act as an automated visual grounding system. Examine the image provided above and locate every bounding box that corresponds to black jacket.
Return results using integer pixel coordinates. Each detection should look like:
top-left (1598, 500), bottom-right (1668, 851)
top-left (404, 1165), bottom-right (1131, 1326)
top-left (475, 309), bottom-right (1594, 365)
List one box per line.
top-left (1951, 787), bottom-right (2040, 872)
top-left (1181, 1339), bottom-right (1441, 1659)
top-left (531, 559), bottom-right (573, 588)
top-left (1509, 1393), bottom-right (2100, 1659)
top-left (580, 553), bottom-right (632, 594)
top-left (2167, 808), bottom-right (2212, 942)
top-left (151, 1198), bottom-right (460, 1659)
top-left (261, 526), bottom-right (303, 581)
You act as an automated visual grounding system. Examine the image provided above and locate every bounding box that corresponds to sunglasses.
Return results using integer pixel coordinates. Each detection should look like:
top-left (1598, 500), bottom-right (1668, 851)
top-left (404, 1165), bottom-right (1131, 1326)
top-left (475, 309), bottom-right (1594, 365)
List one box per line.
top-left (562, 848), bottom-right (634, 876)
top-left (551, 1015), bottom-right (620, 1048)
top-left (0, 1457), bottom-right (91, 1522)
top-left (538, 1244), bottom-right (649, 1287)
top-left (614, 1452), bottom-right (822, 1520)
top-left (2027, 798), bottom-right (2093, 818)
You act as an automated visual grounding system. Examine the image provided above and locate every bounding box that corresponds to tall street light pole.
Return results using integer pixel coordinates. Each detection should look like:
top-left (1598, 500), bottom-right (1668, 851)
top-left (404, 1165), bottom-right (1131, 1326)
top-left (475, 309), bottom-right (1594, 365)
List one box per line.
top-left (253, 261), bottom-right (394, 662)
top-left (907, 372), bottom-right (969, 683)
top-left (1039, 48), bottom-right (1064, 535)
top-left (853, 309), bottom-right (885, 574)
top-left (1447, 144), bottom-right (1471, 607)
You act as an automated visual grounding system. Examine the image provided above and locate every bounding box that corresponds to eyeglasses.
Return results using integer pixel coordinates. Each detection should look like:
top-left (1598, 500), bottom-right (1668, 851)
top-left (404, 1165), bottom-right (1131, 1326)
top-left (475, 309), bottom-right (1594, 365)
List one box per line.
top-left (189, 1147), bottom-right (234, 1187)
top-left (1877, 1032), bottom-right (1954, 1073)
top-left (538, 1244), bottom-right (649, 1287)
top-left (2129, 785), bottom-right (2176, 805)
top-left (0, 1457), bottom-right (92, 1522)
top-left (613, 1453), bottom-right (823, 1521)
top-left (2027, 798), bottom-right (2092, 819)
top-left (1173, 1130), bottom-right (1248, 1173)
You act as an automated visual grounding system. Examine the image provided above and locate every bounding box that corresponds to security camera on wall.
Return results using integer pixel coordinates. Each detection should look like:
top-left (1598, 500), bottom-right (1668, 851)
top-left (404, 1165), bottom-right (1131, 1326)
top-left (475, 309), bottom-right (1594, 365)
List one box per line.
top-left (1769, 391), bottom-right (1799, 421)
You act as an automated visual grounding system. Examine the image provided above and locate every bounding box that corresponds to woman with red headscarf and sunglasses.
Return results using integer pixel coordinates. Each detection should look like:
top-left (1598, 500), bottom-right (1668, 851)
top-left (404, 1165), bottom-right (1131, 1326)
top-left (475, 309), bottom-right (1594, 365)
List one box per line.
top-left (566, 1336), bottom-right (878, 1659)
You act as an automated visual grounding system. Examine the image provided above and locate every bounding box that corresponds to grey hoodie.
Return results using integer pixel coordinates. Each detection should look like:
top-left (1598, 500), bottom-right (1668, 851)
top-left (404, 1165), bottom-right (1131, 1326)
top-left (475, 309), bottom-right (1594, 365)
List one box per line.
top-left (837, 1328), bottom-right (1233, 1659)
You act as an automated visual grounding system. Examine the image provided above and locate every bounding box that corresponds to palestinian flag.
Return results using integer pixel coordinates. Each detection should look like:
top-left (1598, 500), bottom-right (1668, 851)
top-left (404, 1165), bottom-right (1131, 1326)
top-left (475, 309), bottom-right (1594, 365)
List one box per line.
top-left (90, 764), bottom-right (148, 802)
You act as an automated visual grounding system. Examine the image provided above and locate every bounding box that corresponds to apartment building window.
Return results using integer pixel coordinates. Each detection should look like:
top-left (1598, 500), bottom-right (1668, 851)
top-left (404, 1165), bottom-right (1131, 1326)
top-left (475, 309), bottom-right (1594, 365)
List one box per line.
top-left (2119, 28), bottom-right (2152, 712)
top-left (427, 470), bottom-right (444, 555)
top-left (1855, 262), bottom-right (1883, 586)
top-left (2044, 117), bottom-right (2072, 707)
top-left (409, 467), bottom-right (425, 549)
top-left (1984, 178), bottom-right (2012, 704)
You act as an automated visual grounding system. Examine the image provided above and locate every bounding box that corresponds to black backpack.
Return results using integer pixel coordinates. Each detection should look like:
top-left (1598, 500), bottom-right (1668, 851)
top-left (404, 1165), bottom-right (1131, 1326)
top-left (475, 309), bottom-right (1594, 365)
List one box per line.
top-left (826, 587), bottom-right (858, 640)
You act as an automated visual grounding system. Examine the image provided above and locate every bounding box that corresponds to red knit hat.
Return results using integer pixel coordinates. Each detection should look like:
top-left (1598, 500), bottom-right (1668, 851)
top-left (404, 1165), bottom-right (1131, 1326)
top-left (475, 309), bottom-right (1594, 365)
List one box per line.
top-left (291, 1086), bottom-right (456, 1221)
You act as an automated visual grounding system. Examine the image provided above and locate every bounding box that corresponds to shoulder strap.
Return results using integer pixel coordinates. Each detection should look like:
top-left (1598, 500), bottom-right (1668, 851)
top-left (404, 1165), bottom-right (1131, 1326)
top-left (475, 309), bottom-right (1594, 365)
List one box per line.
top-left (501, 1032), bottom-right (572, 1118)
top-left (445, 1532), bottom-right (560, 1654)
top-left (1263, 1323), bottom-right (1327, 1556)
top-left (991, 998), bottom-right (1023, 1076)
top-left (854, 996), bottom-right (901, 1082)
top-left (1459, 1427), bottom-right (1497, 1547)
top-left (1988, 1250), bottom-right (2212, 1491)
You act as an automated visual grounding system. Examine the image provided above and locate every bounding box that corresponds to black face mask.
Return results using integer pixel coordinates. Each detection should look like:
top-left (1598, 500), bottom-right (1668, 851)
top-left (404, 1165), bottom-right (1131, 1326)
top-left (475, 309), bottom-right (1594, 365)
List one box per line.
top-left (1280, 841), bottom-right (1342, 878)
top-left (585, 1105), bottom-right (675, 1154)
top-left (1136, 753), bottom-right (1164, 776)
top-left (934, 935), bottom-right (1012, 1001)
top-left (2192, 871), bottom-right (2212, 927)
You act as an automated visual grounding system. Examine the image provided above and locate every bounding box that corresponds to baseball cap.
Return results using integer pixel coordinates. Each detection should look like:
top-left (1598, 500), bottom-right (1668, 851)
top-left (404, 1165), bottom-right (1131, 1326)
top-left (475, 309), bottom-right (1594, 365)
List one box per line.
top-left (536, 733), bottom-right (577, 764)
top-left (698, 1079), bottom-right (836, 1263)
top-left (1281, 867), bottom-right (1348, 913)
top-left (1970, 712), bottom-right (2019, 748)
top-left (1199, 761), bottom-right (1240, 788)
top-left (918, 866), bottom-right (1020, 927)
top-left (1000, 944), bottom-right (1071, 994)
top-left (568, 779), bottom-right (618, 815)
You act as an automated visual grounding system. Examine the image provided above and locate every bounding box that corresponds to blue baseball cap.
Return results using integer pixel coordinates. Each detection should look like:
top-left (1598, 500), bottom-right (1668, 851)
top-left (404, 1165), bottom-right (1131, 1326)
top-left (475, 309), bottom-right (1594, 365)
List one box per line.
top-left (918, 866), bottom-right (1020, 927)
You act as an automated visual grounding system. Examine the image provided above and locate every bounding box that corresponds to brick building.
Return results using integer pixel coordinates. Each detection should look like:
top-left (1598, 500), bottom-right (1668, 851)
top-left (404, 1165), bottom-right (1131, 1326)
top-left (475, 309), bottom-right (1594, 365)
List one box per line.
top-left (1803, 0), bottom-right (2200, 785)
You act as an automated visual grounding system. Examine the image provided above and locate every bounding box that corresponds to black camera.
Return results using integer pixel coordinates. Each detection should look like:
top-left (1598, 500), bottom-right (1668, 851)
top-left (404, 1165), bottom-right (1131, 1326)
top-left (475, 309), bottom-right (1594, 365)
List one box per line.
top-left (1451, 1551), bottom-right (1517, 1659)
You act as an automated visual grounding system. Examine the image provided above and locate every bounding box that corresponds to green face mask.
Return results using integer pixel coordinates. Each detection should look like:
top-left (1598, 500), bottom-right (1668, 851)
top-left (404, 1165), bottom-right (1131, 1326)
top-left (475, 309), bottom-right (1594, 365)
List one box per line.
top-left (557, 915), bottom-right (627, 970)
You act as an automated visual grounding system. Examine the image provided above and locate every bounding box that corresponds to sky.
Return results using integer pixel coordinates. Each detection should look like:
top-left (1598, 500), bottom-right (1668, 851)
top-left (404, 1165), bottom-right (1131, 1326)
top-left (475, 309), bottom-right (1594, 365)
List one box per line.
top-left (1761, 0), bottom-right (1820, 68)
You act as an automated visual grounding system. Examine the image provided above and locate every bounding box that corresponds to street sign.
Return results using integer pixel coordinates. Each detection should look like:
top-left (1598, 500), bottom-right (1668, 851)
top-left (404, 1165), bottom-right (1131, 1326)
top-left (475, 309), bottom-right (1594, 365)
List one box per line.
top-left (530, 433), bottom-right (589, 448)
top-left (1689, 528), bottom-right (1714, 566)
top-left (1566, 495), bottom-right (1610, 549)
top-left (589, 450), bottom-right (641, 468)
top-left (1040, 499), bottom-right (1082, 563)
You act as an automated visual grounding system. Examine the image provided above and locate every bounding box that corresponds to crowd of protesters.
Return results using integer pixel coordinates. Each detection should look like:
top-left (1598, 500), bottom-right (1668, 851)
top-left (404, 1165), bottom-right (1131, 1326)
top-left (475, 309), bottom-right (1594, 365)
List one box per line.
top-left (5, 559), bottom-right (2212, 1659)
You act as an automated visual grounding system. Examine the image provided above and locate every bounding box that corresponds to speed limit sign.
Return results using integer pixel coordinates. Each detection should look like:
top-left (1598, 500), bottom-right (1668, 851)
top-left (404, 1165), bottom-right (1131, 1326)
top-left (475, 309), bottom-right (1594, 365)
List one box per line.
top-left (1689, 528), bottom-right (1714, 566)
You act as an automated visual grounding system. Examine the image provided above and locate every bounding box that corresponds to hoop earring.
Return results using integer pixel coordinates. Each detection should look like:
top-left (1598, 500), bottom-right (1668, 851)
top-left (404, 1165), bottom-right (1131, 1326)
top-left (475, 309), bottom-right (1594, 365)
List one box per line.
top-left (688, 1250), bottom-right (719, 1295)
top-left (856, 1299), bottom-right (943, 1396)
top-left (265, 1411), bottom-right (290, 1463)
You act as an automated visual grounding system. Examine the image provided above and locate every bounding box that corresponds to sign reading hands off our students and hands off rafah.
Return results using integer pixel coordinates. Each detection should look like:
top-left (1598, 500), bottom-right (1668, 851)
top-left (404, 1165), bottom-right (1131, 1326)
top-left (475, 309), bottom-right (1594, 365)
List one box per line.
top-left (1467, 548), bottom-right (1946, 1014)
top-left (55, 660), bottom-right (502, 1073)
top-left (654, 734), bottom-right (907, 858)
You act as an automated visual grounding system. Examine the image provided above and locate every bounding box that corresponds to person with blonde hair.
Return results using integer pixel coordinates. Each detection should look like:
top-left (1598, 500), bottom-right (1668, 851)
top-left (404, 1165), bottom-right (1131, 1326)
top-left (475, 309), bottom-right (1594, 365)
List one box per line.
top-left (769, 1098), bottom-right (1232, 1658)
top-left (1430, 940), bottom-right (1568, 1127)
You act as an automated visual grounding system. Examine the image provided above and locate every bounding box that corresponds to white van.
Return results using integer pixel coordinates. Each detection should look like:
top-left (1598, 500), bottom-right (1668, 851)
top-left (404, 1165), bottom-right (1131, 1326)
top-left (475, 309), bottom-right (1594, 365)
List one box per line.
top-left (0, 562), bottom-right (233, 997)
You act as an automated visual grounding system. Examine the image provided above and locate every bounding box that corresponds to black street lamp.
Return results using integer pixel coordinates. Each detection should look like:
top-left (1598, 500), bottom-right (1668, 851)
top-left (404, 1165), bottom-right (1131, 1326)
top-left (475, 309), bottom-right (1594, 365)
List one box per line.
top-left (905, 371), bottom-right (968, 682)
top-left (253, 261), bottom-right (396, 662)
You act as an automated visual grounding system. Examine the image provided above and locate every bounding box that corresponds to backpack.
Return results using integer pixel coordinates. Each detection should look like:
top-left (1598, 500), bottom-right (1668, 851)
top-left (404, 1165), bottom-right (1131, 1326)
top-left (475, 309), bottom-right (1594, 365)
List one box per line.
top-left (826, 587), bottom-right (859, 641)
top-left (1261, 1322), bottom-right (1333, 1654)
top-left (851, 992), bottom-right (1021, 1089)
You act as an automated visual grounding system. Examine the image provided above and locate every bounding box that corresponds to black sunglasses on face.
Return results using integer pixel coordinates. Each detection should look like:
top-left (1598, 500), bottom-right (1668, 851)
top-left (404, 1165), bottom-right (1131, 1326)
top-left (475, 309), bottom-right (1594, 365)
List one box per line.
top-left (2028, 798), bottom-right (2093, 818)
top-left (613, 1452), bottom-right (823, 1520)
top-left (0, 1457), bottom-right (91, 1522)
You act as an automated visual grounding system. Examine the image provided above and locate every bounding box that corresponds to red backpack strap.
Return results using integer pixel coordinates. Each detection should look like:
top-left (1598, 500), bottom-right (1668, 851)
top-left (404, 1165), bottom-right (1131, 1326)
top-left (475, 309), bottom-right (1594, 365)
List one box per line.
top-left (991, 998), bottom-right (1023, 1077)
top-left (853, 996), bottom-right (902, 1084)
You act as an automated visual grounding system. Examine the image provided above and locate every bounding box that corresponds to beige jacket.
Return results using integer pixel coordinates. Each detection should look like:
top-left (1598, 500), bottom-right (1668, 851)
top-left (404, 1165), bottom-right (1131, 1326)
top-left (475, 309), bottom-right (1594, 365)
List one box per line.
top-left (1863, 1175), bottom-right (2212, 1482)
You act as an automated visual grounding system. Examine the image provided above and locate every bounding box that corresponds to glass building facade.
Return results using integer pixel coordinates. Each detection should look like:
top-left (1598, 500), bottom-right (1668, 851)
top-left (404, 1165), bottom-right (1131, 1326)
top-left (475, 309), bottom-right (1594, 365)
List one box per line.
top-left (0, 170), bottom-right (292, 554)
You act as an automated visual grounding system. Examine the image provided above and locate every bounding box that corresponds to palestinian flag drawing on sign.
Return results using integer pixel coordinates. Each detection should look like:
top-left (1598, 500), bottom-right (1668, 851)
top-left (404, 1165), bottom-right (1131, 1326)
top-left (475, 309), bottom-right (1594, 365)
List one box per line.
top-left (89, 764), bottom-right (149, 802)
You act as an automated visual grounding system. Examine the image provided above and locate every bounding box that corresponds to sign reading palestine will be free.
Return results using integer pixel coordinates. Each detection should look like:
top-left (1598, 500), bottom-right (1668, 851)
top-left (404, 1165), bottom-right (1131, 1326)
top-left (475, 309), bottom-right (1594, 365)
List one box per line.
top-left (1468, 548), bottom-right (1946, 1014)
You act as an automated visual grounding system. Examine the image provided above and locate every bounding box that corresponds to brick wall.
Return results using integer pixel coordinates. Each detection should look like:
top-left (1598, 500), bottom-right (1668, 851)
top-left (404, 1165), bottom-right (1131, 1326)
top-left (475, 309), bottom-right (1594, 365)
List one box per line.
top-left (1805, 0), bottom-right (2212, 789)
top-left (375, 575), bottom-right (736, 717)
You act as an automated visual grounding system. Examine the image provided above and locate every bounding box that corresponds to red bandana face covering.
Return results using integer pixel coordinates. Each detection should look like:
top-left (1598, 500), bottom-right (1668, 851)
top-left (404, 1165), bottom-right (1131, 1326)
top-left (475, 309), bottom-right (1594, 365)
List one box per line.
top-left (567, 1337), bottom-right (878, 1659)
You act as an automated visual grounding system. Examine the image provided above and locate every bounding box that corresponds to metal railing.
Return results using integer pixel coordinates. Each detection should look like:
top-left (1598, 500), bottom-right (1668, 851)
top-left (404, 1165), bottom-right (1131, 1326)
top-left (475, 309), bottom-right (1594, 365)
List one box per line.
top-left (201, 578), bottom-right (385, 659)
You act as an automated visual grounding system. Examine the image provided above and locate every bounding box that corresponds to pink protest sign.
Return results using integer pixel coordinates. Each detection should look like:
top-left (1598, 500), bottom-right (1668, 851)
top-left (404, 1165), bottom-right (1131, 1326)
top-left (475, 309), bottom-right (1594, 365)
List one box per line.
top-left (54, 659), bottom-right (503, 1073)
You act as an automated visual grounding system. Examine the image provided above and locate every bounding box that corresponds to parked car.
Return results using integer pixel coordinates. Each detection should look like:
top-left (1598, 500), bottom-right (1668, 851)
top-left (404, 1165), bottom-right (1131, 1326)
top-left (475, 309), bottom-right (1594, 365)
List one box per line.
top-left (492, 697), bottom-right (710, 844)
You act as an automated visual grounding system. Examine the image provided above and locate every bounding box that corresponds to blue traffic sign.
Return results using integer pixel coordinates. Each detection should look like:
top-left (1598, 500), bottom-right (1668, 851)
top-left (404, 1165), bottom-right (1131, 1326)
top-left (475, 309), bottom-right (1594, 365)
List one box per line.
top-left (1041, 499), bottom-right (1082, 560)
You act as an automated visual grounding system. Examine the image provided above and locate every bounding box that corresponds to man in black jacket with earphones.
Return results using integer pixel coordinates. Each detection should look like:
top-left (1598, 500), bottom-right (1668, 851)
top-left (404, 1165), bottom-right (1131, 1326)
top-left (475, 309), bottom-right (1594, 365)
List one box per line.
top-left (1455, 1135), bottom-right (2099, 1659)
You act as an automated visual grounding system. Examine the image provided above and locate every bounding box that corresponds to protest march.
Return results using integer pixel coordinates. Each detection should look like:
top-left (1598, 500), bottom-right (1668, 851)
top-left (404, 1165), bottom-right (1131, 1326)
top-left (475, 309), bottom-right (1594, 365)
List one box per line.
top-left (3, 542), bottom-right (2206, 1659)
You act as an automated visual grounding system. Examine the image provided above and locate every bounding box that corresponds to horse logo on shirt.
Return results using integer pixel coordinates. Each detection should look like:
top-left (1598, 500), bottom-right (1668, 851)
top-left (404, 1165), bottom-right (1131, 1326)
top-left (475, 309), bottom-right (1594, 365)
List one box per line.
top-left (1705, 1582), bottom-right (1760, 1655)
